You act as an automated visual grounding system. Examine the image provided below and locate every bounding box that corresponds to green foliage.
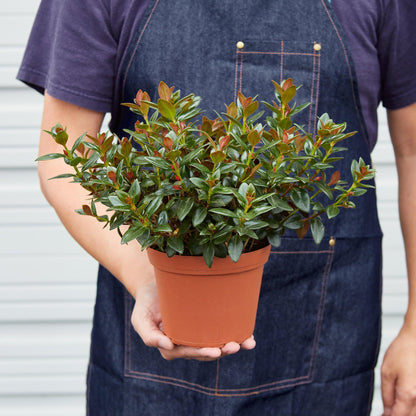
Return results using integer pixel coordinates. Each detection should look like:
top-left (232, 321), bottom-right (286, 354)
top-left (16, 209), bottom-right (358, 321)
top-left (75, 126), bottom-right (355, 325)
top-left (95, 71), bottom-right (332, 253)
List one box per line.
top-left (37, 80), bottom-right (375, 267)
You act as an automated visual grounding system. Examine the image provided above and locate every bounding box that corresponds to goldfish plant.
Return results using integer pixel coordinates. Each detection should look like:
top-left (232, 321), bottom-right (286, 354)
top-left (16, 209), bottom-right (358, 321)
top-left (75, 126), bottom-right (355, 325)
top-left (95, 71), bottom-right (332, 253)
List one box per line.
top-left (38, 80), bottom-right (375, 267)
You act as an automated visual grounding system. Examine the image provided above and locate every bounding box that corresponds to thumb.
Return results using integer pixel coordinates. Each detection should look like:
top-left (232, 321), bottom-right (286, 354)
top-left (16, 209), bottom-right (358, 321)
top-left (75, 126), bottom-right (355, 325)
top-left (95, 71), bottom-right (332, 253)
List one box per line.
top-left (131, 304), bottom-right (174, 350)
top-left (381, 366), bottom-right (396, 416)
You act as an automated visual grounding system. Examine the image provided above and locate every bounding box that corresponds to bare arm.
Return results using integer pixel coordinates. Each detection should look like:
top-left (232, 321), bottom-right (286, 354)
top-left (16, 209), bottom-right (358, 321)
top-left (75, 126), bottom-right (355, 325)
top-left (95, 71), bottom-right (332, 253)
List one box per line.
top-left (38, 93), bottom-right (155, 297)
top-left (39, 93), bottom-right (254, 360)
top-left (381, 102), bottom-right (416, 416)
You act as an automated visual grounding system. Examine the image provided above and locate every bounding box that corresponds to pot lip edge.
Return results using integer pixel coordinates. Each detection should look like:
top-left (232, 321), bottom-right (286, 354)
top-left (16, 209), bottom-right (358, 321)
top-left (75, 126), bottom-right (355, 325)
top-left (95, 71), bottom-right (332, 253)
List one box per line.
top-left (147, 244), bottom-right (271, 274)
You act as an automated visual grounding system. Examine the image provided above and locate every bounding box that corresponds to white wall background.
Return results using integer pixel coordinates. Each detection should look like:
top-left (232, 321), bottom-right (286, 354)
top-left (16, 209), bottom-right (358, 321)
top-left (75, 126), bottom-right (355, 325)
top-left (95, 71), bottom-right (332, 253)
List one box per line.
top-left (0, 1), bottom-right (407, 415)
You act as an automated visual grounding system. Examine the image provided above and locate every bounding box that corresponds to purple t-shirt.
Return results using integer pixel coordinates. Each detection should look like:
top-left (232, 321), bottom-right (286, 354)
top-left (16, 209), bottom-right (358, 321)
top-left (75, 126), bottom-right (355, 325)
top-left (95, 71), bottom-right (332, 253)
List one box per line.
top-left (17, 0), bottom-right (416, 150)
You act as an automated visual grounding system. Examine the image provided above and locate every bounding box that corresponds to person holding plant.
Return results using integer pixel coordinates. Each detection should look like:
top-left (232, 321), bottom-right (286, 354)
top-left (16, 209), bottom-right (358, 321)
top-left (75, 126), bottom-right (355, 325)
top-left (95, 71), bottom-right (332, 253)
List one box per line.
top-left (18, 0), bottom-right (416, 415)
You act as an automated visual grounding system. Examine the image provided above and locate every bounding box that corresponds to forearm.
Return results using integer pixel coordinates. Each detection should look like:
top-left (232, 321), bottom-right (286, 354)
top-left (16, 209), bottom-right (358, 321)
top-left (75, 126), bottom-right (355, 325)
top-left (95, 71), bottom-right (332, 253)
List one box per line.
top-left (38, 93), bottom-right (154, 297)
top-left (39, 168), bottom-right (154, 297)
top-left (395, 154), bottom-right (416, 327)
top-left (388, 103), bottom-right (416, 328)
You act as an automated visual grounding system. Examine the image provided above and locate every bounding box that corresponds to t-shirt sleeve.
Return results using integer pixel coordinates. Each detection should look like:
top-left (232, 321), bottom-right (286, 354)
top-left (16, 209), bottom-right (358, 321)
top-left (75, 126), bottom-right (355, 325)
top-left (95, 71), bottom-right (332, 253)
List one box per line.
top-left (379, 0), bottom-right (416, 110)
top-left (17, 0), bottom-right (117, 112)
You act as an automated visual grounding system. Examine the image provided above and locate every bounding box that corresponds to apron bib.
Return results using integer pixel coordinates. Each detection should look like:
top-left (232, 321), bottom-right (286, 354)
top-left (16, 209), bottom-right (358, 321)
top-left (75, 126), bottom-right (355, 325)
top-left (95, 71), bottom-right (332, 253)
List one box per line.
top-left (88, 1), bottom-right (383, 414)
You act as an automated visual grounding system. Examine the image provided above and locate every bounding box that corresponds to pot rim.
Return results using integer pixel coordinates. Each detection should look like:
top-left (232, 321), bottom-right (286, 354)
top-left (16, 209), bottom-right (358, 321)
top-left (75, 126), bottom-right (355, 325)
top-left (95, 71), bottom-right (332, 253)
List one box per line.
top-left (147, 244), bottom-right (271, 275)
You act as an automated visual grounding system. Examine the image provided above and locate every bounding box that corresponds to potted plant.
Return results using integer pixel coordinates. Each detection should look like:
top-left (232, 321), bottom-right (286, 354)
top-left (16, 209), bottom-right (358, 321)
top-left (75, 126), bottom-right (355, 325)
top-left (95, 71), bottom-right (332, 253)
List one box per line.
top-left (37, 79), bottom-right (374, 347)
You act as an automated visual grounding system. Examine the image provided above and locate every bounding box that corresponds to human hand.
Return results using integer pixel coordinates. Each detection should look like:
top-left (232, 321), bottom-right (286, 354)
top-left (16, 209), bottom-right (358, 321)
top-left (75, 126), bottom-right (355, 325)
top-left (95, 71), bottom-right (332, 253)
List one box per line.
top-left (381, 324), bottom-right (416, 415)
top-left (131, 280), bottom-right (256, 361)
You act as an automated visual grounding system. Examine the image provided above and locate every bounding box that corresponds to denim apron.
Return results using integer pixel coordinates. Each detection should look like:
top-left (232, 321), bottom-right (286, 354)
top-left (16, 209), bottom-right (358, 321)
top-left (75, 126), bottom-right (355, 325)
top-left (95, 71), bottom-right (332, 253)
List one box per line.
top-left (87, 1), bottom-right (383, 414)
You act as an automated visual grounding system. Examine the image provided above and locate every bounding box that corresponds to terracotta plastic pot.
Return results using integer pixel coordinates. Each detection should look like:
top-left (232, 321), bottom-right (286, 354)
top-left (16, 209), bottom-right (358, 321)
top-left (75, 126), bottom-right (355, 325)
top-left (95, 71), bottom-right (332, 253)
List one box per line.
top-left (147, 245), bottom-right (271, 348)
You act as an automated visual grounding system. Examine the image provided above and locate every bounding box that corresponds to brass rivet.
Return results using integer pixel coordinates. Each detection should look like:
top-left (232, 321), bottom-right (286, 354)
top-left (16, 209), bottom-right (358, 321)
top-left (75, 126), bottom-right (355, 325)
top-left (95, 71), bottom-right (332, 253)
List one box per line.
top-left (329, 237), bottom-right (336, 247)
top-left (236, 41), bottom-right (245, 49)
top-left (314, 43), bottom-right (322, 52)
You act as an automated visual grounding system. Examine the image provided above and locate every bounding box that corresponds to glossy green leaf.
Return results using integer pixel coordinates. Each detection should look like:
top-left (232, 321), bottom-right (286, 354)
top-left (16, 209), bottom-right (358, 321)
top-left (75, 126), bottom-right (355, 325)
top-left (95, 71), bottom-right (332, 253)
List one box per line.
top-left (228, 235), bottom-right (243, 262)
top-left (290, 188), bottom-right (310, 213)
top-left (203, 243), bottom-right (215, 268)
top-left (209, 207), bottom-right (239, 218)
top-left (192, 206), bottom-right (207, 226)
top-left (267, 231), bottom-right (281, 247)
top-left (177, 197), bottom-right (194, 221)
top-left (310, 217), bottom-right (325, 244)
top-left (167, 236), bottom-right (184, 253)
top-left (326, 205), bottom-right (340, 219)
top-left (121, 226), bottom-right (146, 244)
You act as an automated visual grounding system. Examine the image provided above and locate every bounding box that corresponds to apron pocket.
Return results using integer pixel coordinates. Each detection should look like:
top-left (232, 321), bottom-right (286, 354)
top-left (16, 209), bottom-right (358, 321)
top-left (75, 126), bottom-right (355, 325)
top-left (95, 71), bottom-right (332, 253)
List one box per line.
top-left (124, 238), bottom-right (335, 396)
top-left (235, 39), bottom-right (321, 137)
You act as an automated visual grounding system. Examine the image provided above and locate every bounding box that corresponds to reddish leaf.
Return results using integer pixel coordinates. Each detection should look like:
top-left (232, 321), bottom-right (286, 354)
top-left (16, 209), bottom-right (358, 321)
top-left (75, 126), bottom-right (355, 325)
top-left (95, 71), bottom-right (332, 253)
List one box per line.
top-left (294, 135), bottom-right (306, 153)
top-left (108, 171), bottom-right (117, 183)
top-left (163, 136), bottom-right (173, 150)
top-left (158, 81), bottom-right (174, 101)
top-left (82, 205), bottom-right (93, 216)
top-left (328, 171), bottom-right (340, 186)
top-left (238, 91), bottom-right (252, 109)
top-left (282, 78), bottom-right (294, 91)
top-left (271, 80), bottom-right (284, 95)
top-left (296, 220), bottom-right (310, 239)
top-left (219, 135), bottom-right (230, 150)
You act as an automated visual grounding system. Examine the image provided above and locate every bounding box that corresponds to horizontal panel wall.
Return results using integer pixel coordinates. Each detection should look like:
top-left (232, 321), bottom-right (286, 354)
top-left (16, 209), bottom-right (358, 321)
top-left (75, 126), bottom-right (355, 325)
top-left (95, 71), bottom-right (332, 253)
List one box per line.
top-left (0, 2), bottom-right (406, 415)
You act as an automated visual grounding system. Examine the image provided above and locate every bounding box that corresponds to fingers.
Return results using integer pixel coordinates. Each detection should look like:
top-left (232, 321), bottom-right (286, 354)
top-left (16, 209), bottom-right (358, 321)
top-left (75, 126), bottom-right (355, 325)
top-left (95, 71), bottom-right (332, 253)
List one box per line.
top-left (131, 300), bottom-right (175, 351)
top-left (381, 364), bottom-right (396, 416)
top-left (390, 383), bottom-right (416, 416)
top-left (240, 335), bottom-right (256, 350)
top-left (159, 345), bottom-right (222, 361)
top-left (159, 337), bottom-right (256, 361)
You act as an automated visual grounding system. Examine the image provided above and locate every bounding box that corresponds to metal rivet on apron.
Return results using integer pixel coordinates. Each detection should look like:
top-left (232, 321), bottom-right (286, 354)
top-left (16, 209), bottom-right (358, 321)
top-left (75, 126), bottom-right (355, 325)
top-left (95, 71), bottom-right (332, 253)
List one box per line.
top-left (329, 237), bottom-right (336, 247)
top-left (314, 43), bottom-right (322, 51)
top-left (236, 41), bottom-right (245, 49)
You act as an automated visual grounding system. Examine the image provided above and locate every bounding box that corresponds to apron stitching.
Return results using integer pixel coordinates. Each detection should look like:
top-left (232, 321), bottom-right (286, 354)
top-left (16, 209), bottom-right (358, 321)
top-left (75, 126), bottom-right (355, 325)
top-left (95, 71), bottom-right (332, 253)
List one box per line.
top-left (124, 372), bottom-right (313, 396)
top-left (121, 0), bottom-right (161, 101)
top-left (234, 50), bottom-right (239, 102)
top-left (313, 50), bottom-right (321, 138)
top-left (240, 51), bottom-right (317, 57)
top-left (320, 0), bottom-right (371, 153)
top-left (280, 41), bottom-right (284, 83)
top-left (126, 367), bottom-right (310, 392)
top-left (308, 51), bottom-right (317, 134)
top-left (239, 53), bottom-right (243, 93)
top-left (308, 245), bottom-right (335, 380)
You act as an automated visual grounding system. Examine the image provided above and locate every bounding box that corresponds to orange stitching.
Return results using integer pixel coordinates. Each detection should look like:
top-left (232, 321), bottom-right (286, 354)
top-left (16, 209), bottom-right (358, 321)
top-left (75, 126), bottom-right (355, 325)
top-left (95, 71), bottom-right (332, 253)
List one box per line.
top-left (280, 41), bottom-right (284, 83)
top-left (239, 52), bottom-right (243, 93)
top-left (308, 245), bottom-right (334, 379)
top-left (320, 0), bottom-right (370, 152)
top-left (240, 51), bottom-right (316, 57)
top-left (127, 367), bottom-right (309, 392)
top-left (313, 51), bottom-right (321, 138)
top-left (309, 51), bottom-right (316, 134)
top-left (121, 0), bottom-right (161, 100)
top-left (125, 372), bottom-right (312, 397)
top-left (234, 51), bottom-right (239, 102)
